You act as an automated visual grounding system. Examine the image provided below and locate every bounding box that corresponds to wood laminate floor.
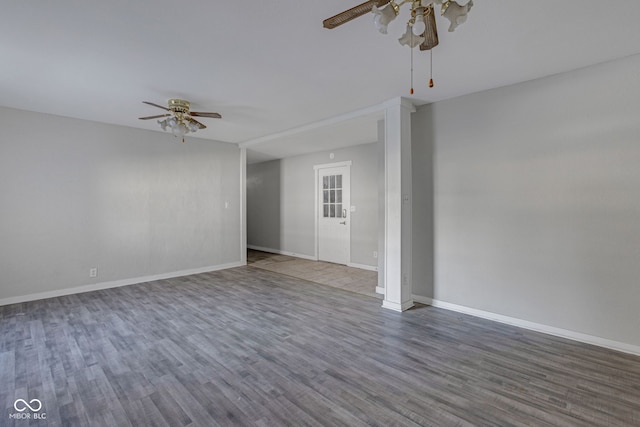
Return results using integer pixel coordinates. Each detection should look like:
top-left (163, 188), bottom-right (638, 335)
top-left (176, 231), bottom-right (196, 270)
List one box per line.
top-left (2, 266), bottom-right (640, 426)
top-left (247, 250), bottom-right (380, 299)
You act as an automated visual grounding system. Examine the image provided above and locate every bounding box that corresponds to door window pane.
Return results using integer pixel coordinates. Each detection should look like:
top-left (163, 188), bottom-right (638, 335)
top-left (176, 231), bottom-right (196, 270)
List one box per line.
top-left (321, 174), bottom-right (346, 219)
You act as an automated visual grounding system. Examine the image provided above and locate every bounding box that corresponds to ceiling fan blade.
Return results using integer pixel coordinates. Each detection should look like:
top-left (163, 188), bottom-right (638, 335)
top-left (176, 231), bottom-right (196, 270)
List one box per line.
top-left (420, 5), bottom-right (439, 51)
top-left (191, 111), bottom-right (222, 119)
top-left (139, 114), bottom-right (171, 120)
top-left (142, 101), bottom-right (170, 111)
top-left (185, 116), bottom-right (207, 130)
top-left (323, 0), bottom-right (390, 29)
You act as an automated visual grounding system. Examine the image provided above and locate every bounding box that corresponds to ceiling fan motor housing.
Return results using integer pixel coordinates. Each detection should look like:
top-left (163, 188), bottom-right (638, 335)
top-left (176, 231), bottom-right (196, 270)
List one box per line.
top-left (168, 99), bottom-right (190, 113)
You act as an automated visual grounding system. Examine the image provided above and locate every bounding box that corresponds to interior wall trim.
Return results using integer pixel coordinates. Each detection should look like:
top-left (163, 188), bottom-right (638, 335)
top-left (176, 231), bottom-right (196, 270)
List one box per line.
top-left (247, 245), bottom-right (317, 261)
top-left (413, 295), bottom-right (640, 357)
top-left (382, 299), bottom-right (415, 312)
top-left (0, 262), bottom-right (244, 307)
top-left (347, 262), bottom-right (377, 272)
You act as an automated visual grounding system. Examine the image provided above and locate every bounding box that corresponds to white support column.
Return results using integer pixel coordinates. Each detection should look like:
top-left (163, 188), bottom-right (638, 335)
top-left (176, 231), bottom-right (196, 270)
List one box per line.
top-left (376, 119), bottom-right (386, 295)
top-left (240, 147), bottom-right (247, 265)
top-left (382, 97), bottom-right (415, 312)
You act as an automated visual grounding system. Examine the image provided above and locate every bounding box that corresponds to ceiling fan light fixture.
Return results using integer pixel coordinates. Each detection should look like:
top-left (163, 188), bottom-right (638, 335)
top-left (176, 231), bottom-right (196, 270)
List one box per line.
top-left (187, 121), bottom-right (200, 132)
top-left (398, 24), bottom-right (424, 48)
top-left (441, 0), bottom-right (473, 32)
top-left (372, 2), bottom-right (399, 34)
top-left (171, 121), bottom-right (189, 137)
top-left (139, 99), bottom-right (221, 141)
top-left (323, 0), bottom-right (472, 93)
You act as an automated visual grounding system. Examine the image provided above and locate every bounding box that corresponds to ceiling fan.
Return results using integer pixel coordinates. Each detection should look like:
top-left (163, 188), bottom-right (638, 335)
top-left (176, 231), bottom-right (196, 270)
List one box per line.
top-left (323, 0), bottom-right (473, 91)
top-left (139, 99), bottom-right (221, 142)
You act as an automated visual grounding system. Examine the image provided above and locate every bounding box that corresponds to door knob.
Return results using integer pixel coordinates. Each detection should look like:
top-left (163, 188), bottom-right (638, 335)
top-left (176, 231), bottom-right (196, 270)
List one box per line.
top-left (339, 221), bottom-right (346, 225)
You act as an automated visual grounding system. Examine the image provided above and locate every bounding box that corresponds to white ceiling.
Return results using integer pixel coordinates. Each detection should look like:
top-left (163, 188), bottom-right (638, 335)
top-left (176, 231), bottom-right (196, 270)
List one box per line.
top-left (2, 1), bottom-right (640, 163)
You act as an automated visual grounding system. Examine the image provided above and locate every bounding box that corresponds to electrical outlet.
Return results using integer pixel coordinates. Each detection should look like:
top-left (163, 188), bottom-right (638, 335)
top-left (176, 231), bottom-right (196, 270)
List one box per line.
top-left (373, 251), bottom-right (378, 258)
top-left (89, 268), bottom-right (98, 278)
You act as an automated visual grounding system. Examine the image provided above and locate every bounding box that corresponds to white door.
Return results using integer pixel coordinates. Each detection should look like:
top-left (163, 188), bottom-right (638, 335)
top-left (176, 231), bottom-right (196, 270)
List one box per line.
top-left (317, 165), bottom-right (350, 265)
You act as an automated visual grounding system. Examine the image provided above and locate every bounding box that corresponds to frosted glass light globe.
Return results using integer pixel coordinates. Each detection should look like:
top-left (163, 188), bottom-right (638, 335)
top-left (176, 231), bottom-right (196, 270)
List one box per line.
top-left (172, 122), bottom-right (188, 137)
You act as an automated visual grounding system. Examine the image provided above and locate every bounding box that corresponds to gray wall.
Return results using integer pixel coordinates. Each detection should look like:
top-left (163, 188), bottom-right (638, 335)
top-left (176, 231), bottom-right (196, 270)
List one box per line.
top-left (377, 120), bottom-right (386, 289)
top-left (0, 107), bottom-right (241, 301)
top-left (247, 142), bottom-right (379, 267)
top-left (411, 111), bottom-right (434, 298)
top-left (411, 53), bottom-right (640, 346)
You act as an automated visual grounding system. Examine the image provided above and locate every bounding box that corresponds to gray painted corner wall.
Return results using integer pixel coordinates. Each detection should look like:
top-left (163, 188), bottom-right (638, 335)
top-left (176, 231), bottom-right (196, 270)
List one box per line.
top-left (377, 120), bottom-right (386, 289)
top-left (411, 111), bottom-right (434, 298)
top-left (247, 142), bottom-right (379, 267)
top-left (0, 107), bottom-right (242, 301)
top-left (411, 53), bottom-right (640, 346)
top-left (349, 144), bottom-right (379, 266)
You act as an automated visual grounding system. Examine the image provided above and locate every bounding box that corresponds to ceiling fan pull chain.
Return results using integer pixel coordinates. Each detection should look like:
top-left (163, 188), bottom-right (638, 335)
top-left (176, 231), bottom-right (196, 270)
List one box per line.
top-left (410, 31), bottom-right (415, 94)
top-left (429, 48), bottom-right (434, 88)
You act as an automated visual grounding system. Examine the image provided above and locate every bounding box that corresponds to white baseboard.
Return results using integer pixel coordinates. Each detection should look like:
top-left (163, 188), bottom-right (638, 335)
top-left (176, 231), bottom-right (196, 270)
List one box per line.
top-left (0, 261), bottom-right (244, 307)
top-left (382, 299), bottom-right (415, 312)
top-left (247, 245), bottom-right (317, 261)
top-left (347, 262), bottom-right (378, 272)
top-left (413, 295), bottom-right (640, 357)
top-left (375, 286), bottom-right (385, 295)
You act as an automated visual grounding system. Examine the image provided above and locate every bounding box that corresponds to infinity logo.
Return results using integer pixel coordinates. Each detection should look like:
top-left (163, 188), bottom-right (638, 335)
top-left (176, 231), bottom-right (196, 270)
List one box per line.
top-left (14, 399), bottom-right (42, 412)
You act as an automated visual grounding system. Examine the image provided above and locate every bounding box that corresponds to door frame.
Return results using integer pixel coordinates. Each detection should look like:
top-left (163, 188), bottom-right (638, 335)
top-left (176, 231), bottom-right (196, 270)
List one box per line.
top-left (313, 161), bottom-right (352, 263)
